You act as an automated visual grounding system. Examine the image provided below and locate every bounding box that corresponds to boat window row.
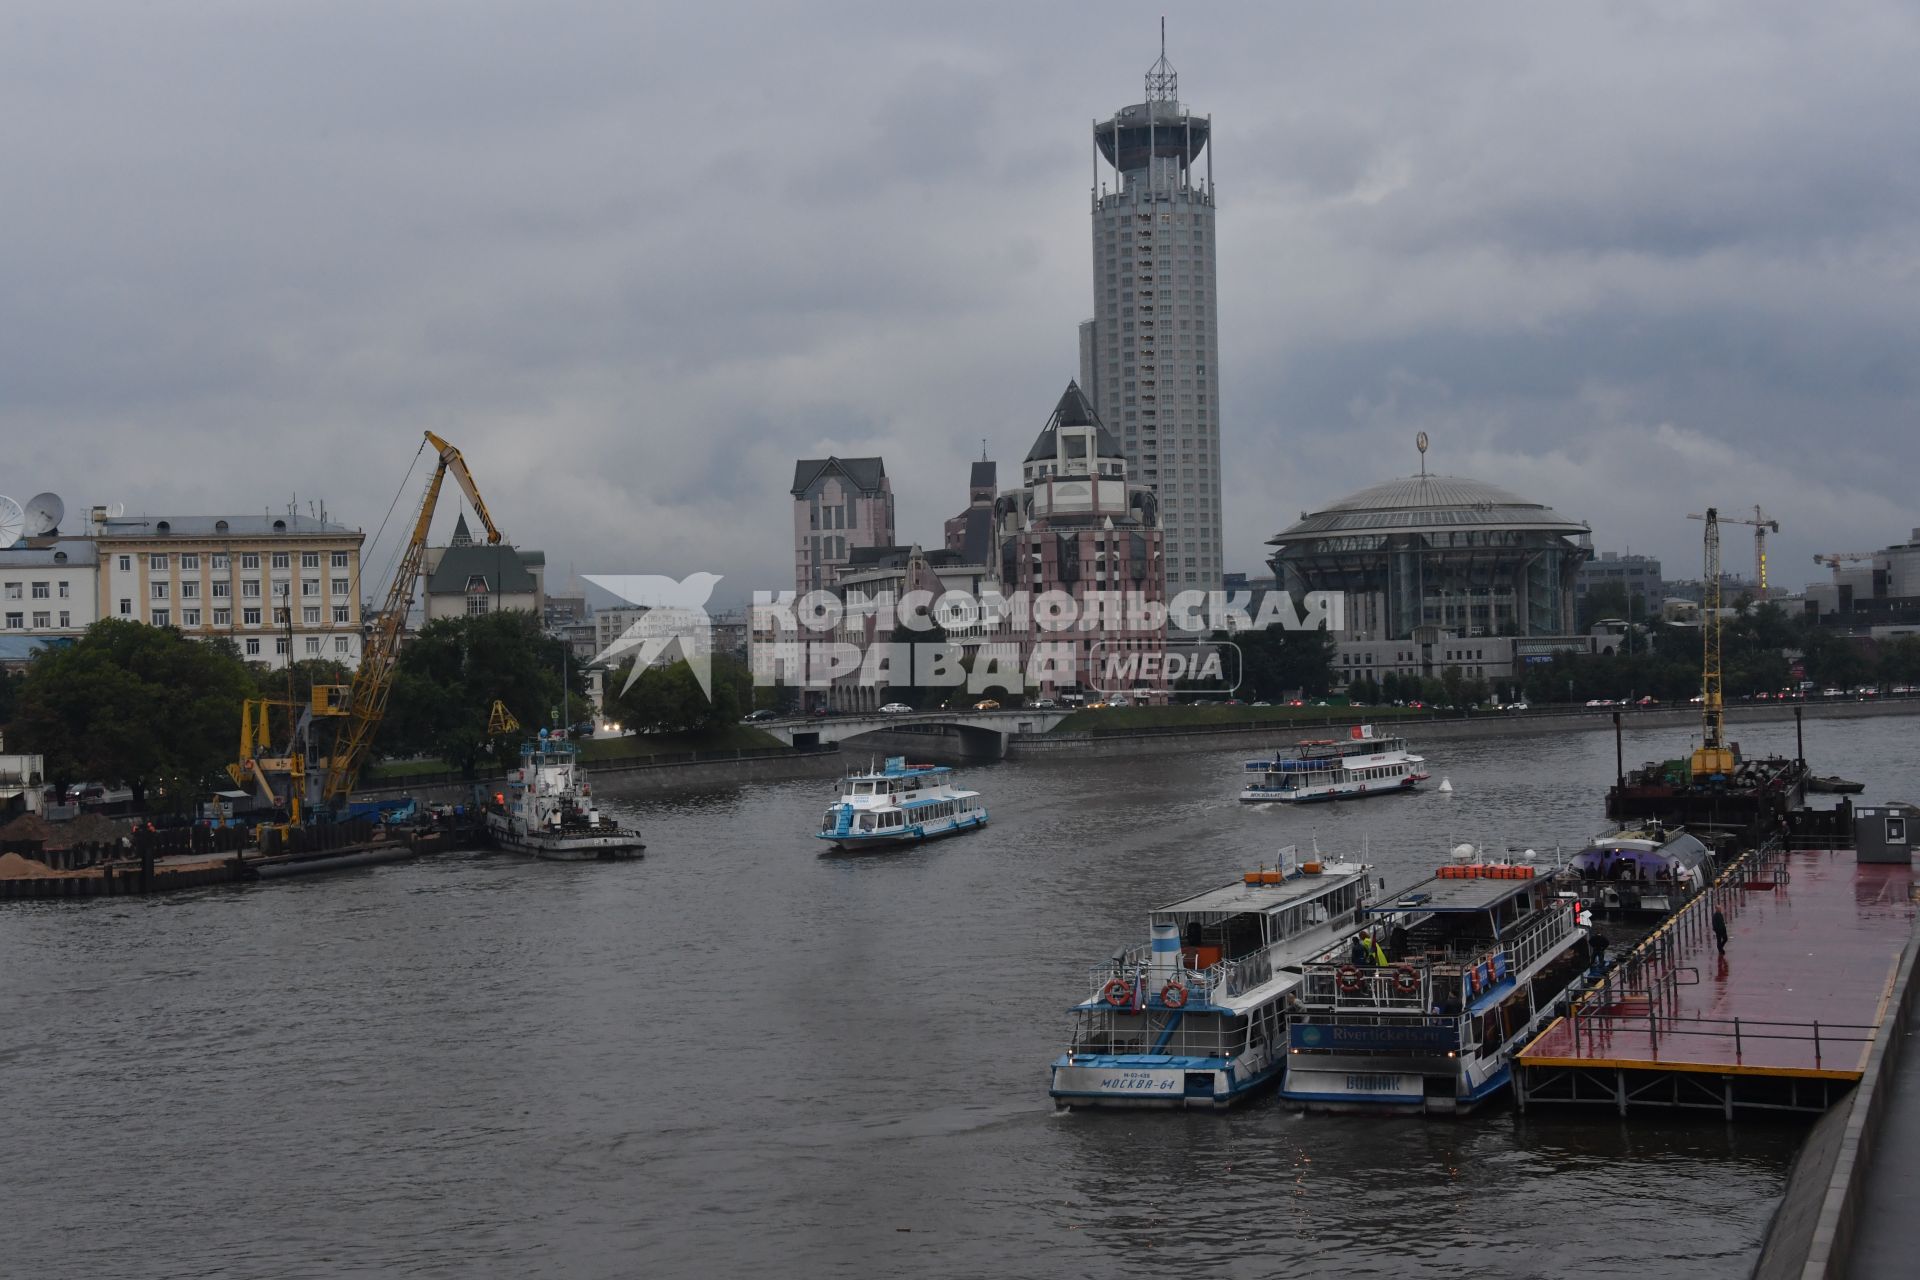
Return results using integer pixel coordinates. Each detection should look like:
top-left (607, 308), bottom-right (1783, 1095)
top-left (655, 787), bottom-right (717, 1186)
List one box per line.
top-left (1348, 764), bottom-right (1403, 781)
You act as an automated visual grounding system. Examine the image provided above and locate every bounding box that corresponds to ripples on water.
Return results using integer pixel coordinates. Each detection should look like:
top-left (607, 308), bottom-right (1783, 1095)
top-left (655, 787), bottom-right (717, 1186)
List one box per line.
top-left (3, 715), bottom-right (1910, 1278)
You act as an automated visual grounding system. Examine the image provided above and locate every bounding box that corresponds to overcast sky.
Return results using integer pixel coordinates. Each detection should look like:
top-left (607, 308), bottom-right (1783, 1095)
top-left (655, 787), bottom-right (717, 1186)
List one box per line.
top-left (5, 1), bottom-right (1917, 604)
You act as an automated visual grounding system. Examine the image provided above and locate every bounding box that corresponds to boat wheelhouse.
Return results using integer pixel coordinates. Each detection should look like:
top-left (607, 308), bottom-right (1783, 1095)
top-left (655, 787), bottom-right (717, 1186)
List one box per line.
top-left (486, 732), bottom-right (644, 861)
top-left (1240, 724), bottom-right (1428, 803)
top-left (817, 757), bottom-right (987, 848)
top-left (1283, 854), bottom-right (1589, 1114)
top-left (1556, 824), bottom-right (1718, 921)
top-left (1050, 853), bottom-right (1373, 1110)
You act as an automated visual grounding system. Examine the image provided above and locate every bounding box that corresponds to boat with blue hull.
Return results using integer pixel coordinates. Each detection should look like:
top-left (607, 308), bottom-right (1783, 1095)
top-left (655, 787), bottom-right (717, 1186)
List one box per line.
top-left (1282, 851), bottom-right (1591, 1114)
top-left (1240, 725), bottom-right (1428, 803)
top-left (816, 757), bottom-right (987, 849)
top-left (1050, 852), bottom-right (1374, 1110)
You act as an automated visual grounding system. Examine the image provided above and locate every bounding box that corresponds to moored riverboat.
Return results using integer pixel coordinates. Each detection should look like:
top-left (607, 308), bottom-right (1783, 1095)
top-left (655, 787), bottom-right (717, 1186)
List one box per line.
top-left (1282, 852), bottom-right (1590, 1114)
top-left (486, 732), bottom-right (644, 861)
top-left (1050, 852), bottom-right (1373, 1110)
top-left (1553, 823), bottom-right (1718, 923)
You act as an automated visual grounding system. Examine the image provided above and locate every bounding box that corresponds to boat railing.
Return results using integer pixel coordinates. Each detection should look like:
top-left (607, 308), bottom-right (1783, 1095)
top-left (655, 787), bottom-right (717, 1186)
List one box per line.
top-left (1299, 960), bottom-right (1431, 1011)
top-left (1502, 902), bottom-right (1579, 976)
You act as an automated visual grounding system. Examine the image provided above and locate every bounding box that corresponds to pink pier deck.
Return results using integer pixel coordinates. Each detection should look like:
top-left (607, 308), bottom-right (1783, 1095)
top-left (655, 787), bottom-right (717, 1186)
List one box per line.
top-left (1516, 848), bottom-right (1917, 1115)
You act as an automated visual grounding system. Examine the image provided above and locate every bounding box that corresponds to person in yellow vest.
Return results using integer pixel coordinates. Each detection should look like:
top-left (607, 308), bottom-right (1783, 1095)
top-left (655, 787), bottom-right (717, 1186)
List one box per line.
top-left (1362, 933), bottom-right (1389, 966)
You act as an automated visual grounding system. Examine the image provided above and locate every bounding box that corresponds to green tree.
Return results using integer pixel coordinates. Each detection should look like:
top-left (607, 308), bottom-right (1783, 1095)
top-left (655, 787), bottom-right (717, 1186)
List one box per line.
top-left (1224, 626), bottom-right (1336, 700)
top-left (13, 619), bottom-right (258, 807)
top-left (1578, 581), bottom-right (1632, 632)
top-left (603, 653), bottom-right (752, 734)
top-left (383, 612), bottom-right (584, 777)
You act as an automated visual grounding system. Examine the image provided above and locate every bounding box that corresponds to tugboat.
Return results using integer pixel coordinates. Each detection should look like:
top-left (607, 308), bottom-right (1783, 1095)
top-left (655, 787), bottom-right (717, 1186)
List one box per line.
top-left (816, 757), bottom-right (987, 849)
top-left (1050, 850), bottom-right (1373, 1110)
top-left (487, 730), bottom-right (644, 861)
top-left (1240, 724), bottom-right (1428, 803)
top-left (1282, 847), bottom-right (1590, 1114)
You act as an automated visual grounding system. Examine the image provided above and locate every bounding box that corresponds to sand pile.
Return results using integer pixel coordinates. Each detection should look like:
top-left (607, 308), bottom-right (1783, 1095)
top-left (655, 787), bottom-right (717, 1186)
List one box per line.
top-left (0, 812), bottom-right (56, 845)
top-left (0, 852), bottom-right (62, 880)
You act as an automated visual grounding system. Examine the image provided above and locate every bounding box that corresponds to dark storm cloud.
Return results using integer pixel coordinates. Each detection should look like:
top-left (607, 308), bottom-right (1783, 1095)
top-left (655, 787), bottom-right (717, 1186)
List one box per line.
top-left (3, 0), bottom-right (1917, 599)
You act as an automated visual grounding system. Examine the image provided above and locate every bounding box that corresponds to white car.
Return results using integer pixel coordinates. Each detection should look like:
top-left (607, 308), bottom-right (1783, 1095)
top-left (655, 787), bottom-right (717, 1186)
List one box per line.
top-left (879, 702), bottom-right (914, 714)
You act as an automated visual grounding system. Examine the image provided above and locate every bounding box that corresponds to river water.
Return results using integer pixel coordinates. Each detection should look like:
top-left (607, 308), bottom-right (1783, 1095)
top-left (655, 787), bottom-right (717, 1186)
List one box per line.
top-left (4, 714), bottom-right (1914, 1279)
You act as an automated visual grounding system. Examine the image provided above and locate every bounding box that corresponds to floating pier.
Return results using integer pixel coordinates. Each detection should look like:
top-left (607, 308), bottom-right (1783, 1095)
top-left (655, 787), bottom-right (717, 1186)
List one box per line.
top-left (1516, 841), bottom-right (1916, 1116)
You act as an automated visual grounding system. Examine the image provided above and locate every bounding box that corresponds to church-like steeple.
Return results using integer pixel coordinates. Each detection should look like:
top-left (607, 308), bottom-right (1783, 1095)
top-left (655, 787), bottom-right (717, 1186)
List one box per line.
top-left (450, 512), bottom-right (473, 547)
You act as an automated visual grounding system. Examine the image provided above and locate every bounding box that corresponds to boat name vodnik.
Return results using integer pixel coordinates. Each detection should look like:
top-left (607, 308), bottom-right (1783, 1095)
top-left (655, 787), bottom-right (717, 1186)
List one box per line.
top-left (1282, 853), bottom-right (1591, 1115)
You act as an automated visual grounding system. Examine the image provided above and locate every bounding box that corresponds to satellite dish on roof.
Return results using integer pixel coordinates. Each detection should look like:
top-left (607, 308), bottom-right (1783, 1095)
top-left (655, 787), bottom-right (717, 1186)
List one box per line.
top-left (0, 496), bottom-right (24, 548)
top-left (23, 492), bottom-right (64, 536)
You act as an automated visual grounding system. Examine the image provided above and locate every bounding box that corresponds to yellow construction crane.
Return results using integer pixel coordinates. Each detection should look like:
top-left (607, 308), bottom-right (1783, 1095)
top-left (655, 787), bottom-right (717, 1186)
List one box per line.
top-left (322, 431), bottom-right (503, 806)
top-left (1714, 505), bottom-right (1781, 591)
top-left (487, 699), bottom-right (522, 736)
top-left (1686, 508), bottom-right (1735, 781)
top-left (228, 685), bottom-right (349, 825)
top-left (1813, 550), bottom-right (1877, 570)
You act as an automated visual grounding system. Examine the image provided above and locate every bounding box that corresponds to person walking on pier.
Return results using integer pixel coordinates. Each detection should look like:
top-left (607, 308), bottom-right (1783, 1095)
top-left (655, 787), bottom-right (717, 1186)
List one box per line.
top-left (1711, 907), bottom-right (1729, 955)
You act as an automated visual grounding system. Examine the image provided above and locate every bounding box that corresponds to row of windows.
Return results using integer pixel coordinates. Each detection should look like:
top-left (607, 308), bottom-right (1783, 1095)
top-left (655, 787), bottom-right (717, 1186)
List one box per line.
top-left (2, 581), bottom-right (73, 599)
top-left (116, 600), bottom-right (351, 626)
top-left (238, 635), bottom-right (353, 657)
top-left (116, 550), bottom-right (352, 572)
top-left (3, 611), bottom-right (73, 629)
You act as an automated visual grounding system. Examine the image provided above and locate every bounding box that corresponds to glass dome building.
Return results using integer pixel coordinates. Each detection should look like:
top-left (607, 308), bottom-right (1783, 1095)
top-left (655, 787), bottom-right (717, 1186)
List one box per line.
top-left (1266, 475), bottom-right (1592, 641)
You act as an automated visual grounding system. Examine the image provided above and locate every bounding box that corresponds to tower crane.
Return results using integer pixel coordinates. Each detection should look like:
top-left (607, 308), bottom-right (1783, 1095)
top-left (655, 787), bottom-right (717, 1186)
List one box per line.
top-left (1712, 505), bottom-right (1780, 592)
top-left (1685, 509), bottom-right (1734, 781)
top-left (321, 431), bottom-right (503, 806)
top-left (1813, 551), bottom-right (1877, 570)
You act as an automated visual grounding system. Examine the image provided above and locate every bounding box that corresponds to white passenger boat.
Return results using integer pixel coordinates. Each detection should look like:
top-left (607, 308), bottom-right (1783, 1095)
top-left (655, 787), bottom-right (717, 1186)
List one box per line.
top-left (817, 757), bottom-right (987, 849)
top-left (486, 732), bottom-right (644, 861)
top-left (1050, 851), bottom-right (1374, 1110)
top-left (1240, 725), bottom-right (1428, 803)
top-left (1282, 851), bottom-right (1590, 1114)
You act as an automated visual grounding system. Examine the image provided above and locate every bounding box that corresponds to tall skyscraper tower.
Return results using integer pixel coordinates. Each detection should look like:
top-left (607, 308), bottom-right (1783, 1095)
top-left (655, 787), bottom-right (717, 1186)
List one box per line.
top-left (1081, 34), bottom-right (1221, 597)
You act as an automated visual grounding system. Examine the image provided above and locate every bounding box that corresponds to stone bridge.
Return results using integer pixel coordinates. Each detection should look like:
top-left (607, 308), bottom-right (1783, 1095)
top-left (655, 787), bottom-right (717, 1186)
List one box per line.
top-left (759, 708), bottom-right (1069, 760)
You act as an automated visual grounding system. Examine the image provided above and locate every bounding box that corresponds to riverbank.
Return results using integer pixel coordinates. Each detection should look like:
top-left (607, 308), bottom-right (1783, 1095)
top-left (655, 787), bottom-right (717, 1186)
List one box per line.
top-left (1004, 696), bottom-right (1920, 760)
top-left (349, 697), bottom-right (1919, 797)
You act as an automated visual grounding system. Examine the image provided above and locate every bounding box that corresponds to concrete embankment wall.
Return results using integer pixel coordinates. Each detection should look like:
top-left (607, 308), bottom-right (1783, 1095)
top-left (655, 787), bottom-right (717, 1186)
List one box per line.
top-left (357, 748), bottom-right (851, 803)
top-left (1753, 919), bottom-right (1920, 1280)
top-left (1004, 697), bottom-right (1920, 761)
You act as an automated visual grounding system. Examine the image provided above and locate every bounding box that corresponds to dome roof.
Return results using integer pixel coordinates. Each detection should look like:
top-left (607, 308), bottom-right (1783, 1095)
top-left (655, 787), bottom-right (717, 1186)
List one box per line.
top-left (1269, 473), bottom-right (1588, 544)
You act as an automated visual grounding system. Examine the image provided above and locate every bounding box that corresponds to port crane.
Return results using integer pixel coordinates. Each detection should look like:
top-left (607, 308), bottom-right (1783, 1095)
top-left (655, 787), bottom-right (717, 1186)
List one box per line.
top-left (320, 431), bottom-right (503, 807)
top-left (1685, 508), bottom-right (1735, 781)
